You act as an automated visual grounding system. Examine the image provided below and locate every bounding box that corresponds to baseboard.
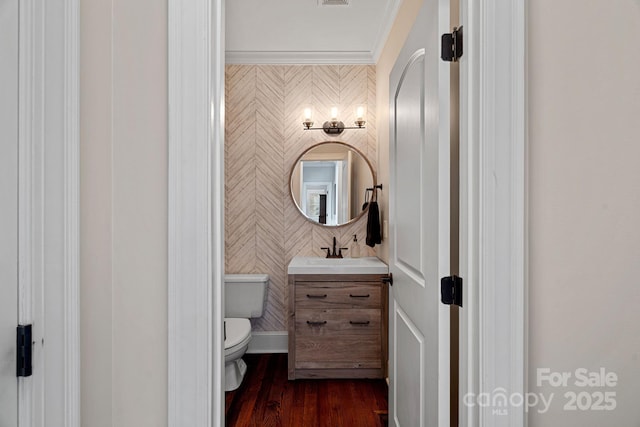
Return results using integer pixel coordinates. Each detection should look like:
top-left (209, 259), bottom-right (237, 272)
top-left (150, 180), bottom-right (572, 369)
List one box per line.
top-left (247, 331), bottom-right (288, 354)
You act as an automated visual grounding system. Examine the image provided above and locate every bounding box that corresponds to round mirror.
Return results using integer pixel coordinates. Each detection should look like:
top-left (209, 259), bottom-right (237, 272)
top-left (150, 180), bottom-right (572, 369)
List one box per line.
top-left (289, 141), bottom-right (375, 227)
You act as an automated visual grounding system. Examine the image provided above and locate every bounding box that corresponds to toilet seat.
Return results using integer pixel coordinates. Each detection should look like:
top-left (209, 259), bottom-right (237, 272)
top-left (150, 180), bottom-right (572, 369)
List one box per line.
top-left (224, 318), bottom-right (251, 353)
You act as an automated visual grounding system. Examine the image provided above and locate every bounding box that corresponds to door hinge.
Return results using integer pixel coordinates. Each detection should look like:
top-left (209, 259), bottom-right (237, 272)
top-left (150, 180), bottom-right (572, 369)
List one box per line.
top-left (441, 275), bottom-right (463, 307)
top-left (441, 26), bottom-right (463, 62)
top-left (17, 324), bottom-right (33, 377)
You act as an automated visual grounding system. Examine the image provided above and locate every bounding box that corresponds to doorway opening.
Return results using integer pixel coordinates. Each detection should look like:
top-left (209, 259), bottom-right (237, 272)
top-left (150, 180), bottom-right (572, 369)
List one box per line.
top-left (167, 0), bottom-right (528, 425)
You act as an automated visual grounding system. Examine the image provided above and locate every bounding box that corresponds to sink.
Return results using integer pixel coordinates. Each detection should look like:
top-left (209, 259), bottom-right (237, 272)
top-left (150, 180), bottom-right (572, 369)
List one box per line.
top-left (287, 256), bottom-right (388, 275)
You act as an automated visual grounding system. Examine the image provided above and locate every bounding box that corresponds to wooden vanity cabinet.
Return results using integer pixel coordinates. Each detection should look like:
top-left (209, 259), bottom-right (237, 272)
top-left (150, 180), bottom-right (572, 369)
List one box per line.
top-left (287, 274), bottom-right (388, 380)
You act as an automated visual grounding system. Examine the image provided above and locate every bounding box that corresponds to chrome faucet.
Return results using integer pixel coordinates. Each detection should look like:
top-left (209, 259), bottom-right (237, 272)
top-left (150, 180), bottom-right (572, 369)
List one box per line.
top-left (321, 237), bottom-right (348, 258)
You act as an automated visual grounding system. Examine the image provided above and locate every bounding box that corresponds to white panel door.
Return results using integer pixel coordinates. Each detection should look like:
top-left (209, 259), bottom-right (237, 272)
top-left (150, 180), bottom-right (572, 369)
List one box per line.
top-left (0, 0), bottom-right (19, 424)
top-left (388, 0), bottom-right (450, 425)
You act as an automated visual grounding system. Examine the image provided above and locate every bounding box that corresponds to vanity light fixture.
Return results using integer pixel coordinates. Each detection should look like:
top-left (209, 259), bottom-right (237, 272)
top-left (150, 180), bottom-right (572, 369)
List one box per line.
top-left (302, 106), bottom-right (366, 135)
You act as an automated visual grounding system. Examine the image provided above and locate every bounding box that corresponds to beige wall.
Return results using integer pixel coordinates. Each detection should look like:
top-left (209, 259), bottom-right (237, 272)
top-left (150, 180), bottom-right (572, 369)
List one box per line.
top-left (225, 65), bottom-right (376, 332)
top-left (375, 0), bottom-right (425, 263)
top-left (80, 0), bottom-right (113, 424)
top-left (80, 0), bottom-right (168, 426)
top-left (528, 1), bottom-right (640, 425)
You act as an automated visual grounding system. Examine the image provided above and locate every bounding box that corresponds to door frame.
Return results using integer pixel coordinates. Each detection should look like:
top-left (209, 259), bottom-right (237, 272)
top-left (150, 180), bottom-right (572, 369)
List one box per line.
top-left (167, 0), bottom-right (226, 425)
top-left (458, 0), bottom-right (527, 426)
top-left (17, 0), bottom-right (81, 425)
top-left (167, 0), bottom-right (527, 426)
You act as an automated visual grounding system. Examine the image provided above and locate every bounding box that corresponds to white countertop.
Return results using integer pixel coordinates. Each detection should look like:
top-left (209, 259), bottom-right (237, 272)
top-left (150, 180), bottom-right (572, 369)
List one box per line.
top-left (287, 256), bottom-right (389, 275)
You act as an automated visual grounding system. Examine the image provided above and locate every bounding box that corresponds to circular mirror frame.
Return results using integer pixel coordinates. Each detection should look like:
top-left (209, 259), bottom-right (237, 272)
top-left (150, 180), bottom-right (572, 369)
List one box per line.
top-left (289, 141), bottom-right (377, 228)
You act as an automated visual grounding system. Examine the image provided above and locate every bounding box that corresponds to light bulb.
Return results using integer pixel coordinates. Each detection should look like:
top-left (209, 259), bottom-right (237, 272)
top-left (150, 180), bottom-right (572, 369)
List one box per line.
top-left (304, 108), bottom-right (312, 120)
top-left (330, 107), bottom-right (338, 120)
top-left (356, 106), bottom-right (365, 119)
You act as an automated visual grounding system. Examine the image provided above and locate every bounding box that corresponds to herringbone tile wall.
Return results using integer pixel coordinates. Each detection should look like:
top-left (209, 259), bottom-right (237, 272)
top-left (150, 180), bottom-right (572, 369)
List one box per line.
top-left (225, 65), bottom-right (377, 331)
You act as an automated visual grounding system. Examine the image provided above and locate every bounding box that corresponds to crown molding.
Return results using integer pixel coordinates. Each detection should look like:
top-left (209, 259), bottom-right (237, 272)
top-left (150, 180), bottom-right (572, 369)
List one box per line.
top-left (371, 0), bottom-right (403, 62)
top-left (225, 50), bottom-right (375, 64)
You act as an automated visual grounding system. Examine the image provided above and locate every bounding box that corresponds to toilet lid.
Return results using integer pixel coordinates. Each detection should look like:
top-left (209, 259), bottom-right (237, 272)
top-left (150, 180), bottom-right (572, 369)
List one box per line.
top-left (224, 318), bottom-right (251, 349)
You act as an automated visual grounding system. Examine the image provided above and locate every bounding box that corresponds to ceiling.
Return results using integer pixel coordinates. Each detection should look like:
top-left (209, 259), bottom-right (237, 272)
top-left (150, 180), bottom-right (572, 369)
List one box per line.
top-left (225, 0), bottom-right (402, 64)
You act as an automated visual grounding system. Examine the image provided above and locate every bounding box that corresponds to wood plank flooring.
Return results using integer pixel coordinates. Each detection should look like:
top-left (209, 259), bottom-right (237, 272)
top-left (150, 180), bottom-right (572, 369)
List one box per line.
top-left (225, 353), bottom-right (388, 427)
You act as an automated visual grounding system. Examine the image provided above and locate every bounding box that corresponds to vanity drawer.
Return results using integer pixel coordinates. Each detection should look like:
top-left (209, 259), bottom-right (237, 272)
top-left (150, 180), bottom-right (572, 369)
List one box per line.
top-left (295, 283), bottom-right (381, 309)
top-left (295, 335), bottom-right (382, 370)
top-left (295, 309), bottom-right (381, 336)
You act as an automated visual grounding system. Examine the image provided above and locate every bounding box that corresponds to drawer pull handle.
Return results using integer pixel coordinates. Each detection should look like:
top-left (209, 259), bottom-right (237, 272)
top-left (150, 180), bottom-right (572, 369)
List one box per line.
top-left (306, 294), bottom-right (328, 299)
top-left (349, 321), bottom-right (371, 325)
top-left (306, 321), bottom-right (327, 326)
top-left (349, 294), bottom-right (370, 298)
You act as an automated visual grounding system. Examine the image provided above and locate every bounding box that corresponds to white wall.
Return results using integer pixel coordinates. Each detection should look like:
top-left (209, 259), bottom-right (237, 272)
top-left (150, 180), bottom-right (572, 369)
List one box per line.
top-left (80, 0), bottom-right (168, 425)
top-left (528, 1), bottom-right (640, 425)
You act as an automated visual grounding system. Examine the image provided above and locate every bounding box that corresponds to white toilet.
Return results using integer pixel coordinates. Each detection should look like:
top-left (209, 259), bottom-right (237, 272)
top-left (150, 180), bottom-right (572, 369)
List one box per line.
top-left (224, 274), bottom-right (269, 391)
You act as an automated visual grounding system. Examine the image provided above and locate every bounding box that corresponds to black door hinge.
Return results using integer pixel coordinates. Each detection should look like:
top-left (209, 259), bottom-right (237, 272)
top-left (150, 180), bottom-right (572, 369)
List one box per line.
top-left (17, 324), bottom-right (33, 377)
top-left (441, 275), bottom-right (463, 307)
top-left (441, 26), bottom-right (463, 62)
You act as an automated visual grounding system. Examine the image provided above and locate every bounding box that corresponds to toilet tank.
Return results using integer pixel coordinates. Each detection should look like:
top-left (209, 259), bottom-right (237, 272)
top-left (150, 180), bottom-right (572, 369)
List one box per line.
top-left (224, 274), bottom-right (269, 318)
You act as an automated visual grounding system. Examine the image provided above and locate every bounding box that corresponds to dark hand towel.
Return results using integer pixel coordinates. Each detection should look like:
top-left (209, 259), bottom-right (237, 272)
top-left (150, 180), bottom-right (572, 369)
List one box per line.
top-left (366, 201), bottom-right (382, 247)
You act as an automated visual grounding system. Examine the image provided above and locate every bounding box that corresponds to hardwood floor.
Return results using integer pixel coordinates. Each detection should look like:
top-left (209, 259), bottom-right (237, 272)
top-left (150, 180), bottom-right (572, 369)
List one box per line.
top-left (225, 353), bottom-right (388, 427)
